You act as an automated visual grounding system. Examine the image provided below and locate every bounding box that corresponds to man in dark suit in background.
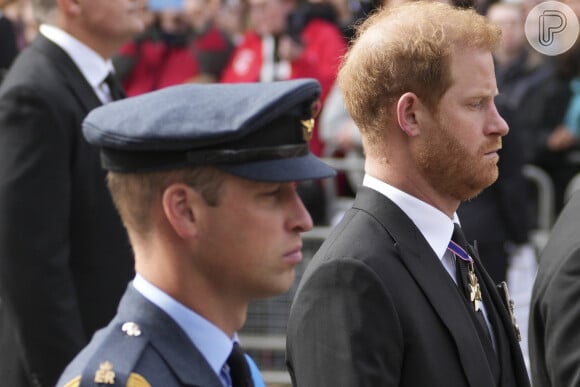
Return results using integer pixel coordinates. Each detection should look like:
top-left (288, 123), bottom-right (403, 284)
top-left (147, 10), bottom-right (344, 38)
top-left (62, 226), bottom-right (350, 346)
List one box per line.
top-left (286, 2), bottom-right (530, 386)
top-left (529, 189), bottom-right (580, 387)
top-left (0, 0), bottom-right (144, 386)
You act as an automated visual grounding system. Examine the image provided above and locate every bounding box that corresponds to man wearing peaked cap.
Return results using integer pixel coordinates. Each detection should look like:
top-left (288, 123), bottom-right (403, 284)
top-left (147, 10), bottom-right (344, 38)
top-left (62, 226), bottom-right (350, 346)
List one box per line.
top-left (56, 79), bottom-right (334, 387)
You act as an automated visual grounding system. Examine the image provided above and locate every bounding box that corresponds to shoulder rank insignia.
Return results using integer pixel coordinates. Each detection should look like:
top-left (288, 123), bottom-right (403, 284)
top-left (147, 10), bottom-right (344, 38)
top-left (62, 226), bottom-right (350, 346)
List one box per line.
top-left (94, 361), bottom-right (115, 384)
top-left (122, 322), bottom-right (142, 337)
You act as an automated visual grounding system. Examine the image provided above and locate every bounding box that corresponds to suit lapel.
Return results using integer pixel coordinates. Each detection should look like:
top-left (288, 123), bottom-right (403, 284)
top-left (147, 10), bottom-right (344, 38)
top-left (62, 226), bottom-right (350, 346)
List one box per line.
top-left (31, 34), bottom-right (102, 112)
top-left (118, 287), bottom-right (224, 387)
top-left (352, 187), bottom-right (496, 387)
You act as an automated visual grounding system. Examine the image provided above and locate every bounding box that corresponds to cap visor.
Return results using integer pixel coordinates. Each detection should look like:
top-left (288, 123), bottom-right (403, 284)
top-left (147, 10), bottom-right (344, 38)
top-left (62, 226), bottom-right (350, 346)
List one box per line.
top-left (219, 154), bottom-right (336, 182)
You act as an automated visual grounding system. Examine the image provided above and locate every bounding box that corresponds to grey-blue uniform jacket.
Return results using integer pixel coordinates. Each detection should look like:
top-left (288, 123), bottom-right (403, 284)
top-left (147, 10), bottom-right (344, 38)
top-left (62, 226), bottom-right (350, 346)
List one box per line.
top-left (57, 285), bottom-right (230, 387)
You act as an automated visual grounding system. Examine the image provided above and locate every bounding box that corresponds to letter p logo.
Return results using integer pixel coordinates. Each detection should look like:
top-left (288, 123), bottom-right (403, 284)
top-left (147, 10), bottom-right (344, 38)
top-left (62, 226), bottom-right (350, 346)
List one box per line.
top-left (525, 0), bottom-right (579, 56)
top-left (539, 9), bottom-right (567, 46)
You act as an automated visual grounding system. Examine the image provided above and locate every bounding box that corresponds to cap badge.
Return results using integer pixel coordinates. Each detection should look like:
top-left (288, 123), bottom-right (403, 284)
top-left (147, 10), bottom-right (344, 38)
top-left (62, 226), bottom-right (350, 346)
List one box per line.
top-left (94, 361), bottom-right (115, 384)
top-left (301, 118), bottom-right (314, 141)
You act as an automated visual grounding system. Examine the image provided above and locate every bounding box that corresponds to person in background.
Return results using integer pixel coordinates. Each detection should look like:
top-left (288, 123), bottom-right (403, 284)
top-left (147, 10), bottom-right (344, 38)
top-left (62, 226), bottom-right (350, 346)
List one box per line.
top-left (511, 0), bottom-right (580, 214)
top-left (183, 0), bottom-right (235, 83)
top-left (0, 1), bottom-right (144, 386)
top-left (221, 0), bottom-right (346, 157)
top-left (536, 39), bottom-right (580, 213)
top-left (56, 79), bottom-right (334, 387)
top-left (528, 188), bottom-right (580, 386)
top-left (116, 0), bottom-right (234, 96)
top-left (308, 0), bottom-right (378, 42)
top-left (221, 0), bottom-right (346, 224)
top-left (458, 1), bottom-right (536, 285)
top-left (215, 0), bottom-right (249, 46)
top-left (0, 0), bottom-right (19, 81)
top-left (286, 2), bottom-right (530, 386)
top-left (2, 0), bottom-right (39, 49)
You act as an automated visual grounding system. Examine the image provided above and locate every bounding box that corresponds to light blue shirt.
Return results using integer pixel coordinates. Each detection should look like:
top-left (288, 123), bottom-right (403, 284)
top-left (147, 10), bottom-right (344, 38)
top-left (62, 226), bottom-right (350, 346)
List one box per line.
top-left (132, 274), bottom-right (265, 387)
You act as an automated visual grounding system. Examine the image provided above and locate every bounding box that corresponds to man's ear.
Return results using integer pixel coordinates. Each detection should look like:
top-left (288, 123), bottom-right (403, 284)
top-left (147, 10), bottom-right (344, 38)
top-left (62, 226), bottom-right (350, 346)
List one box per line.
top-left (396, 92), bottom-right (423, 137)
top-left (56, 0), bottom-right (81, 17)
top-left (162, 184), bottom-right (199, 239)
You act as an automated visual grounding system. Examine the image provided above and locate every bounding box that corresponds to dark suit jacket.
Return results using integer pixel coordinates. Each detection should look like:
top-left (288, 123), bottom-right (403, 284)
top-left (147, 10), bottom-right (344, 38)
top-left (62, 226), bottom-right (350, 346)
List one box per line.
top-left (0, 34), bottom-right (133, 387)
top-left (56, 285), bottom-right (224, 387)
top-left (286, 187), bottom-right (530, 387)
top-left (529, 190), bottom-right (580, 387)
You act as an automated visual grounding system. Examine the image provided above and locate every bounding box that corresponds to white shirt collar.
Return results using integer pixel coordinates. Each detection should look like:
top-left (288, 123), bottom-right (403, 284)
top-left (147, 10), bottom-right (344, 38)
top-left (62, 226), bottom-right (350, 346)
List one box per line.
top-left (362, 173), bottom-right (459, 262)
top-left (132, 274), bottom-right (235, 381)
top-left (362, 175), bottom-right (496, 341)
top-left (39, 24), bottom-right (114, 100)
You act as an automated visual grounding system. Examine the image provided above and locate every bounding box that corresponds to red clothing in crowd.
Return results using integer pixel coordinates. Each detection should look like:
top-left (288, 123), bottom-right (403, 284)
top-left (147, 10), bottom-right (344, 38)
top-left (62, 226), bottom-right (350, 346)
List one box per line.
top-left (120, 25), bottom-right (232, 97)
top-left (221, 19), bottom-right (346, 156)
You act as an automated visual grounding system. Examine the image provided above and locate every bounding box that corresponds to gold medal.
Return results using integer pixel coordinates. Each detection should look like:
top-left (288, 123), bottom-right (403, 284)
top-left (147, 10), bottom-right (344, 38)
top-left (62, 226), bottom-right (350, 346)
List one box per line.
top-left (468, 263), bottom-right (482, 312)
top-left (498, 281), bottom-right (522, 341)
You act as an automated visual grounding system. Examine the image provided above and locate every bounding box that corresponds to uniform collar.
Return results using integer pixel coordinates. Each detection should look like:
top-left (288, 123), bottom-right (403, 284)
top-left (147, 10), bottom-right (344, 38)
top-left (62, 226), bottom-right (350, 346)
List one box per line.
top-left (132, 274), bottom-right (235, 381)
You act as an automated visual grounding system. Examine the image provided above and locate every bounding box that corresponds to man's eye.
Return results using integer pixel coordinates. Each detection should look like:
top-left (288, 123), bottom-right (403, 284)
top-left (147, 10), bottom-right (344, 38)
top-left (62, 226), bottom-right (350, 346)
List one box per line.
top-left (469, 100), bottom-right (485, 109)
top-left (264, 187), bottom-right (282, 196)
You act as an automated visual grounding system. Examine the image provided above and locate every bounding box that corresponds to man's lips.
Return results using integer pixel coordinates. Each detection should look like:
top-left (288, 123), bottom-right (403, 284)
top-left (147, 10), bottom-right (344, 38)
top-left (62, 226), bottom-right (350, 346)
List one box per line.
top-left (284, 245), bottom-right (303, 264)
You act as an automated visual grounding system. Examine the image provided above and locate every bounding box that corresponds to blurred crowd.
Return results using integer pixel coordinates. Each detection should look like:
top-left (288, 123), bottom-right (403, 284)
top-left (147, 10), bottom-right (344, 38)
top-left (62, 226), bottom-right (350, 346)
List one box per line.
top-left (2, 0), bottom-right (580, 281)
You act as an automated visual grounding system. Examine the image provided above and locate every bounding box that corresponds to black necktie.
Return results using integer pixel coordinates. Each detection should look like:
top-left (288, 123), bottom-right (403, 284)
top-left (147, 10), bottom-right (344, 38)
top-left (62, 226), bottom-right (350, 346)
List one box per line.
top-left (104, 72), bottom-right (126, 101)
top-left (450, 224), bottom-right (491, 341)
top-left (227, 343), bottom-right (253, 387)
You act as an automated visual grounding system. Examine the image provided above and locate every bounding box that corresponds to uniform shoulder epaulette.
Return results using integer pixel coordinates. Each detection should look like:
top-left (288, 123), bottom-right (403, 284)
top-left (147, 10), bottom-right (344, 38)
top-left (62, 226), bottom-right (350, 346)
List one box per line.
top-left (62, 321), bottom-right (151, 387)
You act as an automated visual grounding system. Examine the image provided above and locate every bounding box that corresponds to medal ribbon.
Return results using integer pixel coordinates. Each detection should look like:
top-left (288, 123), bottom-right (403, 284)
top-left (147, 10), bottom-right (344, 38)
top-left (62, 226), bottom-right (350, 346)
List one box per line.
top-left (447, 240), bottom-right (472, 263)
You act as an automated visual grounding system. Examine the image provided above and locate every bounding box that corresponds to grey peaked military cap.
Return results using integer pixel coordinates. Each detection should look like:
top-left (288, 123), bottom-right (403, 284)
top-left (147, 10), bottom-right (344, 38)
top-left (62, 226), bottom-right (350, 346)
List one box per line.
top-left (82, 79), bottom-right (336, 182)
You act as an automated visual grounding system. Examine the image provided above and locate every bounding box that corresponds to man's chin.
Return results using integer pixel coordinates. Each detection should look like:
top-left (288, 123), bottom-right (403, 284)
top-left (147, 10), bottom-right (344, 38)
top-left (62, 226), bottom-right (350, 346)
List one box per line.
top-left (455, 170), bottom-right (498, 202)
top-left (459, 176), bottom-right (497, 202)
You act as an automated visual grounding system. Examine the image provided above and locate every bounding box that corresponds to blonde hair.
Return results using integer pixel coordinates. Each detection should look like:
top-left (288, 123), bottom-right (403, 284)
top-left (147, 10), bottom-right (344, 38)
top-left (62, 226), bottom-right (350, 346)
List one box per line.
top-left (107, 167), bottom-right (226, 237)
top-left (338, 1), bottom-right (501, 153)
